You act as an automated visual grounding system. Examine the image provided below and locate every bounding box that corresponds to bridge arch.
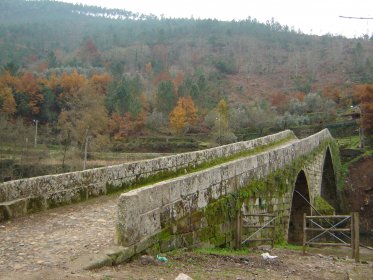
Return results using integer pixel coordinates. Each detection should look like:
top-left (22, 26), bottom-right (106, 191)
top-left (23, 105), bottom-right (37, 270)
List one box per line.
top-left (288, 170), bottom-right (311, 244)
top-left (320, 146), bottom-right (337, 210)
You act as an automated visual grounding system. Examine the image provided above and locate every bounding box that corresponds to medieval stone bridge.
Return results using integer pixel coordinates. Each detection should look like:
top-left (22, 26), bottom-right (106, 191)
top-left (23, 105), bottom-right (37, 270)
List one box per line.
top-left (0, 129), bottom-right (340, 267)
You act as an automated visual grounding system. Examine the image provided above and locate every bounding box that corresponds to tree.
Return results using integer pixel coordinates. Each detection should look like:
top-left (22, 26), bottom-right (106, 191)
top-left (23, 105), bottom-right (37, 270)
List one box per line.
top-left (90, 74), bottom-right (112, 95)
top-left (106, 76), bottom-right (143, 117)
top-left (355, 84), bottom-right (373, 146)
top-left (156, 80), bottom-right (176, 115)
top-left (248, 105), bottom-right (276, 135)
top-left (57, 84), bottom-right (110, 151)
top-left (169, 96), bottom-right (198, 134)
top-left (212, 99), bottom-right (237, 144)
top-left (145, 110), bottom-right (167, 131)
top-left (0, 87), bottom-right (16, 116)
top-left (169, 104), bottom-right (186, 134)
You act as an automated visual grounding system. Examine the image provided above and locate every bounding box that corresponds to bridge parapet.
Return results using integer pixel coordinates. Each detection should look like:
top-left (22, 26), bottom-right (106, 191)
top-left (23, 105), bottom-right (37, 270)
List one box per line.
top-left (0, 130), bottom-right (294, 222)
top-left (114, 129), bottom-right (337, 263)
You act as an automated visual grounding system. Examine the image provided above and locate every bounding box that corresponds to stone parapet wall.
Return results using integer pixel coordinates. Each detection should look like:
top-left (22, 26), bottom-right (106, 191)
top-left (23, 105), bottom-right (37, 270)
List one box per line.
top-left (115, 129), bottom-right (334, 256)
top-left (0, 130), bottom-right (294, 222)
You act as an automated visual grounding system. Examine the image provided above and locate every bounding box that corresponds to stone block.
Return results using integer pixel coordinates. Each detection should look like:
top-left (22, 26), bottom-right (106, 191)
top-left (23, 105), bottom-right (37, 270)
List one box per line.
top-left (197, 189), bottom-right (208, 208)
top-left (139, 208), bottom-right (161, 240)
top-left (190, 211), bottom-right (203, 231)
top-left (160, 236), bottom-right (178, 252)
top-left (169, 178), bottom-right (182, 202)
top-left (137, 183), bottom-right (170, 214)
top-left (160, 205), bottom-right (172, 228)
top-left (27, 196), bottom-right (47, 213)
top-left (171, 199), bottom-right (186, 221)
top-left (134, 235), bottom-right (159, 254)
top-left (0, 185), bottom-right (7, 203)
top-left (3, 199), bottom-right (27, 219)
top-left (175, 215), bottom-right (191, 234)
top-left (116, 193), bottom-right (141, 246)
top-left (208, 168), bottom-right (222, 185)
top-left (0, 204), bottom-right (9, 221)
top-left (180, 176), bottom-right (199, 197)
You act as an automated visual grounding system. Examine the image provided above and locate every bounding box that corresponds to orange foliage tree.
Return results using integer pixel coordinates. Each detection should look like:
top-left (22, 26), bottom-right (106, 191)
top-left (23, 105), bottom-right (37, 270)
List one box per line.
top-left (169, 96), bottom-right (198, 134)
top-left (355, 84), bottom-right (373, 136)
top-left (89, 73), bottom-right (112, 95)
top-left (17, 72), bottom-right (44, 115)
top-left (0, 72), bottom-right (18, 116)
top-left (0, 87), bottom-right (16, 115)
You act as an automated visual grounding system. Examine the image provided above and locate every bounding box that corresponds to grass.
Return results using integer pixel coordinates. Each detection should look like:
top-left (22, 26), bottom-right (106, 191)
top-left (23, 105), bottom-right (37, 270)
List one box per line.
top-left (193, 247), bottom-right (250, 256)
top-left (335, 135), bottom-right (361, 149)
top-left (275, 243), bottom-right (303, 251)
top-left (335, 135), bottom-right (373, 189)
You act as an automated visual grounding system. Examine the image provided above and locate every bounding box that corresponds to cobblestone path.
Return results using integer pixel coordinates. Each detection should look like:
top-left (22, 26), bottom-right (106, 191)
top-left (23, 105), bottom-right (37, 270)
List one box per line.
top-left (0, 195), bottom-right (118, 275)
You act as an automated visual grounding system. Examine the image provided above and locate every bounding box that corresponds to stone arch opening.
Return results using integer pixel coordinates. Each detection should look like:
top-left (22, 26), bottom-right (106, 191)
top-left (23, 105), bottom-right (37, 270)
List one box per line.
top-left (320, 147), bottom-right (338, 210)
top-left (288, 170), bottom-right (311, 244)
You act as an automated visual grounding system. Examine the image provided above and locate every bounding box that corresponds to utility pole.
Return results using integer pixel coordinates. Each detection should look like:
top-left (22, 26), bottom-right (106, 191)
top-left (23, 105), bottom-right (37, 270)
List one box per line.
top-left (358, 105), bottom-right (365, 149)
top-left (216, 116), bottom-right (222, 145)
top-left (33, 120), bottom-right (39, 147)
top-left (83, 129), bottom-right (90, 170)
top-left (83, 136), bottom-right (89, 170)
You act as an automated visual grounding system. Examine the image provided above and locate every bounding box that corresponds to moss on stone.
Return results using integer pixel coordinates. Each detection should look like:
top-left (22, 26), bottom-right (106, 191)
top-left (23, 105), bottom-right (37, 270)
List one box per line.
top-left (314, 195), bottom-right (335, 215)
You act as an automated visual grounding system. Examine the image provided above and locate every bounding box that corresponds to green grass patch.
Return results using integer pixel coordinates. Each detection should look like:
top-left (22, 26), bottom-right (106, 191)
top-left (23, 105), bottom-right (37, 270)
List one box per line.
top-left (275, 243), bottom-right (303, 251)
top-left (335, 136), bottom-right (361, 149)
top-left (193, 247), bottom-right (250, 256)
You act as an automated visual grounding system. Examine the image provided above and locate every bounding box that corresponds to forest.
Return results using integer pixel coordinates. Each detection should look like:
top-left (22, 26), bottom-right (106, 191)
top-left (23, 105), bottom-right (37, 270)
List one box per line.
top-left (1, 0), bottom-right (373, 181)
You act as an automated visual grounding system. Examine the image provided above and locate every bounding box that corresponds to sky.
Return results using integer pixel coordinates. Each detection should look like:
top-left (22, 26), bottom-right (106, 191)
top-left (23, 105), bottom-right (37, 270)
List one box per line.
top-left (60, 0), bottom-right (373, 38)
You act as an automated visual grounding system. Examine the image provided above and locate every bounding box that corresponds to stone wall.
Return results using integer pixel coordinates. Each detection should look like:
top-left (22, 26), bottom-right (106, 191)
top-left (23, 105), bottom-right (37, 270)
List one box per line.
top-left (0, 130), bottom-right (294, 222)
top-left (114, 129), bottom-right (335, 261)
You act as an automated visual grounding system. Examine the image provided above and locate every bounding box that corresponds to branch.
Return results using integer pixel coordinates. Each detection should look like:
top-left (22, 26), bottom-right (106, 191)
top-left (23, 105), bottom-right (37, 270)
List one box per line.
top-left (339, 16), bottom-right (373, 20)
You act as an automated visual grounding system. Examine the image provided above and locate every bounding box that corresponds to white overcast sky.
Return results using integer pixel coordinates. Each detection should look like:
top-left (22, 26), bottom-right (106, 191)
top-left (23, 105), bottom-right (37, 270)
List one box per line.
top-left (60, 0), bottom-right (372, 38)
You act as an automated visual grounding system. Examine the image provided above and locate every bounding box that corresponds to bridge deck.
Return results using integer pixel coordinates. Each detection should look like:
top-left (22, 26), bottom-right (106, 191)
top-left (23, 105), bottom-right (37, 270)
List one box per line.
top-left (0, 194), bottom-right (118, 275)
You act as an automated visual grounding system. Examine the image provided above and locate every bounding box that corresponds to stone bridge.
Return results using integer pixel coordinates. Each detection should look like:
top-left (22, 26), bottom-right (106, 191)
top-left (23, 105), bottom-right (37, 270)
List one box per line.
top-left (0, 129), bottom-right (341, 266)
top-left (114, 129), bottom-right (340, 263)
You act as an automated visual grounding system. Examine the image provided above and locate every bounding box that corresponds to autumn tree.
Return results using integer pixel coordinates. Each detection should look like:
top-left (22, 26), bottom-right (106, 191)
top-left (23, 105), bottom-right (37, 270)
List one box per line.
top-left (78, 39), bottom-right (102, 66)
top-left (0, 87), bottom-right (16, 116)
top-left (57, 84), bottom-right (110, 152)
top-left (169, 96), bottom-right (198, 134)
top-left (212, 99), bottom-right (237, 144)
top-left (89, 73), bottom-right (112, 95)
top-left (355, 84), bottom-right (373, 147)
top-left (59, 70), bottom-right (87, 110)
top-left (17, 72), bottom-right (44, 116)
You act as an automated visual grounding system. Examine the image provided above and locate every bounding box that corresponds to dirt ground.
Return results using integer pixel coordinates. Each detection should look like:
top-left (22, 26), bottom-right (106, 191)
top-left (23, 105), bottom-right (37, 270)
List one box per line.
top-left (344, 156), bottom-right (373, 233)
top-left (1, 247), bottom-right (372, 280)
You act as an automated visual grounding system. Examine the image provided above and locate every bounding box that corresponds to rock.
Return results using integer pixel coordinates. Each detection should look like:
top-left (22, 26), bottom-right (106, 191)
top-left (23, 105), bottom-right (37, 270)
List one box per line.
top-left (140, 255), bottom-right (157, 265)
top-left (256, 245), bottom-right (272, 252)
top-left (175, 273), bottom-right (193, 280)
top-left (13, 264), bottom-right (23, 270)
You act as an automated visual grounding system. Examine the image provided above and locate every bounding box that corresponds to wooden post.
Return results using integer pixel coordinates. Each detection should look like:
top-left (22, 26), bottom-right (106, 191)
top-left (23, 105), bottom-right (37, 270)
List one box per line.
top-left (302, 213), bottom-right (307, 254)
top-left (235, 210), bottom-right (242, 249)
top-left (351, 212), bottom-right (360, 262)
top-left (271, 217), bottom-right (275, 249)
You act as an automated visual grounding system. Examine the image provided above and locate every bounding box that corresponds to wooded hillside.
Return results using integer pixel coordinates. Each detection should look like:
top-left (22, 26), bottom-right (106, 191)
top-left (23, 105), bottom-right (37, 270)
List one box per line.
top-left (1, 0), bottom-right (373, 180)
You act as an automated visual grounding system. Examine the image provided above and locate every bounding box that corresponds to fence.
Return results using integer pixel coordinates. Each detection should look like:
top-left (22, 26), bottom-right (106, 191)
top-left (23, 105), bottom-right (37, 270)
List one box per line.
top-left (236, 212), bottom-right (276, 249)
top-left (302, 212), bottom-right (359, 261)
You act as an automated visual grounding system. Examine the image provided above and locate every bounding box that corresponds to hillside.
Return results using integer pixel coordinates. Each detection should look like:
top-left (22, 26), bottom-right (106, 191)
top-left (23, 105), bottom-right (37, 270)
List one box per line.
top-left (1, 0), bottom-right (373, 180)
top-left (1, 1), bottom-right (372, 100)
